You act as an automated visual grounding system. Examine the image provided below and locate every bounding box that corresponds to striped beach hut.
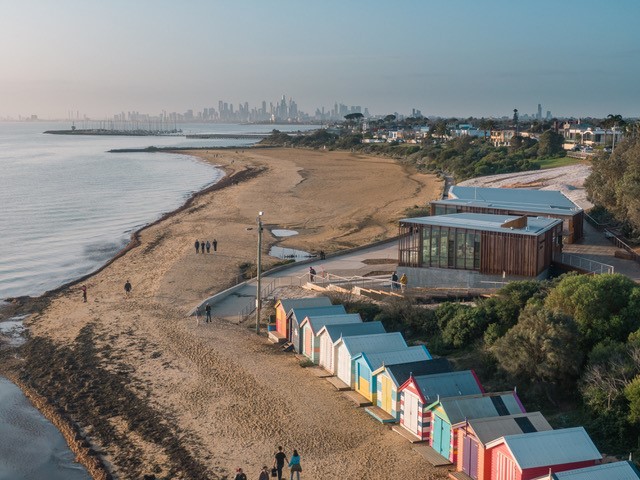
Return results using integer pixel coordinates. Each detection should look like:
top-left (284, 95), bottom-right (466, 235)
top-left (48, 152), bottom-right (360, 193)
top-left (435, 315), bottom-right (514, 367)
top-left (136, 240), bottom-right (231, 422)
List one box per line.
top-left (299, 314), bottom-right (362, 363)
top-left (316, 322), bottom-right (386, 374)
top-left (370, 358), bottom-right (452, 422)
top-left (274, 296), bottom-right (331, 339)
top-left (288, 304), bottom-right (346, 352)
top-left (334, 332), bottom-right (407, 387)
top-left (424, 391), bottom-right (525, 463)
top-left (484, 427), bottom-right (601, 480)
top-left (454, 412), bottom-right (552, 480)
top-left (549, 461), bottom-right (640, 480)
top-left (399, 370), bottom-right (484, 443)
top-left (352, 346), bottom-right (432, 402)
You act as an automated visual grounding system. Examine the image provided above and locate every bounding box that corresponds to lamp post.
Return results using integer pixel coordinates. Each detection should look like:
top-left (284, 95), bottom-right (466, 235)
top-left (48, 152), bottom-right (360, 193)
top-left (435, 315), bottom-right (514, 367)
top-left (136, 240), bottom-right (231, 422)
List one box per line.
top-left (255, 211), bottom-right (263, 334)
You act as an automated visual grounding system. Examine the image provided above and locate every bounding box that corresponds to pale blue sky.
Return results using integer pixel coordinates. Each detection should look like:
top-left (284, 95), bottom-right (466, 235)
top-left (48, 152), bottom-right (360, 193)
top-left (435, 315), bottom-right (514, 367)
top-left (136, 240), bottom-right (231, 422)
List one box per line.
top-left (1, 0), bottom-right (639, 119)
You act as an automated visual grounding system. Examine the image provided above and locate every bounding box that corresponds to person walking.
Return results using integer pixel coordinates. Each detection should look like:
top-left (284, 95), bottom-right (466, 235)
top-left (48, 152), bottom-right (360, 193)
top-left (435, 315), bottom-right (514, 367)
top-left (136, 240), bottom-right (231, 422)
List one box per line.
top-left (391, 271), bottom-right (398, 290)
top-left (200, 240), bottom-right (205, 254)
top-left (399, 273), bottom-right (408, 292)
top-left (124, 280), bottom-right (132, 297)
top-left (205, 240), bottom-right (211, 253)
top-left (309, 266), bottom-right (316, 282)
top-left (273, 446), bottom-right (287, 480)
top-left (194, 239), bottom-right (200, 254)
top-left (288, 449), bottom-right (302, 480)
top-left (213, 238), bottom-right (218, 252)
top-left (234, 467), bottom-right (247, 480)
top-left (81, 284), bottom-right (87, 302)
top-left (205, 303), bottom-right (212, 323)
top-left (258, 466), bottom-right (270, 480)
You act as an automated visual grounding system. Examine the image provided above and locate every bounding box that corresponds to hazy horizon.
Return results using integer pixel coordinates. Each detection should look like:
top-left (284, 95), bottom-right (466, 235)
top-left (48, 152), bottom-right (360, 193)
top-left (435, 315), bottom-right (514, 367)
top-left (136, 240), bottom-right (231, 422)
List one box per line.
top-left (2, 0), bottom-right (639, 119)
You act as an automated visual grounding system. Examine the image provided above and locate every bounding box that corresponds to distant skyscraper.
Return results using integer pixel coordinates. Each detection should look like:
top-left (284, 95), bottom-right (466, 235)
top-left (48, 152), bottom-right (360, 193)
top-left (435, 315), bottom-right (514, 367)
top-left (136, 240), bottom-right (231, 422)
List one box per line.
top-left (537, 103), bottom-right (542, 120)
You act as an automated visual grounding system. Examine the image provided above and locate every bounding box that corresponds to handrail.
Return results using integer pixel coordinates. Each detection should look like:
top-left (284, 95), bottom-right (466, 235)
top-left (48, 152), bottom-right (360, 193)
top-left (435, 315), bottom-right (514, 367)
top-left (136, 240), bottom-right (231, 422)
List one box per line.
top-left (561, 253), bottom-right (614, 274)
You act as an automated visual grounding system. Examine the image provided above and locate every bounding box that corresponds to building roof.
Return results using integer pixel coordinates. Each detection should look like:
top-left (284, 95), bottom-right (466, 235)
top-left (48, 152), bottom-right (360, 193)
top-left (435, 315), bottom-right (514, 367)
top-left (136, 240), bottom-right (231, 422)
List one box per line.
top-left (289, 305), bottom-right (346, 325)
top-left (445, 185), bottom-right (582, 215)
top-left (401, 213), bottom-right (562, 236)
top-left (355, 346), bottom-right (432, 372)
top-left (431, 392), bottom-right (524, 425)
top-left (319, 321), bottom-right (386, 343)
top-left (413, 370), bottom-right (483, 403)
top-left (487, 427), bottom-right (601, 470)
top-left (276, 296), bottom-right (331, 314)
top-left (550, 461), bottom-right (640, 480)
top-left (300, 314), bottom-right (362, 334)
top-left (338, 332), bottom-right (407, 357)
top-left (376, 358), bottom-right (452, 386)
top-left (464, 412), bottom-right (552, 445)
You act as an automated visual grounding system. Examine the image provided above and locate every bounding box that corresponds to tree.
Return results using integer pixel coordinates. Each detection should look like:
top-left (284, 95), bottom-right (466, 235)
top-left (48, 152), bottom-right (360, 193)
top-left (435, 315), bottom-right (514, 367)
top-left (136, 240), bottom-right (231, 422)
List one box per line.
top-left (513, 108), bottom-right (519, 135)
top-left (537, 130), bottom-right (565, 157)
top-left (344, 113), bottom-right (364, 122)
top-left (479, 118), bottom-right (496, 141)
top-left (603, 114), bottom-right (626, 153)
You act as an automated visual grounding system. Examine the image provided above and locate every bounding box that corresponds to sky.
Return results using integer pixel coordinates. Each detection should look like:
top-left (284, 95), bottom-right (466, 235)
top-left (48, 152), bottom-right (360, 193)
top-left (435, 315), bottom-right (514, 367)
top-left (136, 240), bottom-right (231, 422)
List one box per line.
top-left (1, 0), bottom-right (639, 119)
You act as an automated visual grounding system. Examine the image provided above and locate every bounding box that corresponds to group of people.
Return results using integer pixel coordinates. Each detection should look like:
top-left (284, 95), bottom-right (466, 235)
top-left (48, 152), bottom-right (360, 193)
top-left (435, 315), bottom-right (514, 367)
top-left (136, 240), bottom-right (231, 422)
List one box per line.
top-left (194, 238), bottom-right (218, 254)
top-left (391, 271), bottom-right (408, 291)
top-left (234, 447), bottom-right (302, 480)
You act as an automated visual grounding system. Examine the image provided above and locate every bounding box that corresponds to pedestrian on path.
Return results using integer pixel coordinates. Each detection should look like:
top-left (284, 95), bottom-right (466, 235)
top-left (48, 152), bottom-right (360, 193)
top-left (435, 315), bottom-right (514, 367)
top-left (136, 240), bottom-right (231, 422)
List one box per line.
top-left (258, 466), bottom-right (270, 480)
top-left (288, 449), bottom-right (302, 480)
top-left (206, 240), bottom-right (211, 253)
top-left (234, 467), bottom-right (247, 480)
top-left (194, 239), bottom-right (200, 254)
top-left (213, 238), bottom-right (218, 252)
top-left (124, 280), bottom-right (132, 297)
top-left (200, 240), bottom-right (205, 254)
top-left (273, 446), bottom-right (287, 480)
top-left (399, 273), bottom-right (408, 292)
top-left (81, 284), bottom-right (87, 302)
top-left (309, 266), bottom-right (316, 282)
top-left (391, 271), bottom-right (398, 290)
top-left (205, 303), bottom-right (212, 323)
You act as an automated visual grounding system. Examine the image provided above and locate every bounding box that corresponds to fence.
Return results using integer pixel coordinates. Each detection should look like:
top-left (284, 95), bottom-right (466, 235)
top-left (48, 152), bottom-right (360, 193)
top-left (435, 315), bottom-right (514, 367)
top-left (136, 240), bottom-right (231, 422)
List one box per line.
top-left (561, 253), bottom-right (614, 274)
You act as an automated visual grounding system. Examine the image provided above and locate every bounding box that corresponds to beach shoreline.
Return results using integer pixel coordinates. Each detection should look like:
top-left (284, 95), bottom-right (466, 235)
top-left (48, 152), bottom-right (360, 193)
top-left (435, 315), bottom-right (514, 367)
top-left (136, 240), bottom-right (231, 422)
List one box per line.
top-left (1, 147), bottom-right (445, 479)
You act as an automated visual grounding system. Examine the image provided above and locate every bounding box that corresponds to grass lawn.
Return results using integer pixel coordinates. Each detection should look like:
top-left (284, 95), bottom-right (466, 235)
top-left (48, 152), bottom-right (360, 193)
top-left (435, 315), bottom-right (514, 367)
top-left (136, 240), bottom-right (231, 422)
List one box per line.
top-left (534, 155), bottom-right (587, 169)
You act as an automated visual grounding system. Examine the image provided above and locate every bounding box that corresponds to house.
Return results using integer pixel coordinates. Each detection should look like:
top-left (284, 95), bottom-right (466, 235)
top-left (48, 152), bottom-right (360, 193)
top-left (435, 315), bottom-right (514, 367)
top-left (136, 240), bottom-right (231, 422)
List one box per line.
top-left (454, 412), bottom-right (553, 480)
top-left (299, 314), bottom-right (362, 363)
top-left (398, 213), bottom-right (563, 289)
top-left (398, 370), bottom-right (485, 443)
top-left (334, 332), bottom-right (407, 387)
top-left (431, 186), bottom-right (584, 244)
top-left (274, 297), bottom-right (331, 340)
top-left (370, 358), bottom-right (452, 422)
top-left (547, 461), bottom-right (640, 480)
top-left (424, 391), bottom-right (526, 463)
top-left (491, 129), bottom-right (516, 146)
top-left (317, 322), bottom-right (386, 373)
top-left (288, 305), bottom-right (347, 352)
top-left (485, 427), bottom-right (601, 480)
top-left (352, 346), bottom-right (432, 401)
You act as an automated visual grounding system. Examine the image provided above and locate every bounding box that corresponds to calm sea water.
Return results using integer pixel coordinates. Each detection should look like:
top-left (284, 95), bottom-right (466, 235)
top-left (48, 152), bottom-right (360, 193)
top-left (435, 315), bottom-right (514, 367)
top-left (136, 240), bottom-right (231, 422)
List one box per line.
top-left (0, 121), bottom-right (317, 479)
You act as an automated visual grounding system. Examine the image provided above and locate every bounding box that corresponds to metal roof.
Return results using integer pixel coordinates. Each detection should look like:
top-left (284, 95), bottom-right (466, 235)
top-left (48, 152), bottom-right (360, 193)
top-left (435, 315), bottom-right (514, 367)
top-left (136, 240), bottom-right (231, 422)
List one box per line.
top-left (338, 332), bottom-right (407, 357)
top-left (320, 321), bottom-right (386, 343)
top-left (277, 296), bottom-right (331, 314)
top-left (357, 346), bottom-right (432, 371)
top-left (491, 427), bottom-right (601, 470)
top-left (435, 392), bottom-right (524, 425)
top-left (551, 461), bottom-right (640, 480)
top-left (382, 358), bottom-right (452, 386)
top-left (401, 213), bottom-right (562, 236)
top-left (446, 186), bottom-right (582, 214)
top-left (289, 305), bottom-right (346, 325)
top-left (466, 412), bottom-right (552, 445)
top-left (414, 370), bottom-right (482, 402)
top-left (302, 314), bottom-right (362, 334)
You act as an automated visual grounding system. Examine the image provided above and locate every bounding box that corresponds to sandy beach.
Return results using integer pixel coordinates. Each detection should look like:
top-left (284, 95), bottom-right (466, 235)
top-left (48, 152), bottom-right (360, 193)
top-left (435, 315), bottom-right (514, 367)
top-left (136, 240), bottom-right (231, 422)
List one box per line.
top-left (3, 148), bottom-right (446, 479)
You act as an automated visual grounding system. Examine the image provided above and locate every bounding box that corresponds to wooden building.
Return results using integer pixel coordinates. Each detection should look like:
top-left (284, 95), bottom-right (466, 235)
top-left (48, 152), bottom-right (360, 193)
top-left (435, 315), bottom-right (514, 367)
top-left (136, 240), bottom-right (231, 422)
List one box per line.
top-left (316, 322), bottom-right (386, 374)
top-left (431, 186), bottom-right (583, 244)
top-left (274, 297), bottom-right (331, 340)
top-left (453, 412), bottom-right (552, 480)
top-left (398, 213), bottom-right (563, 288)
top-left (484, 427), bottom-right (601, 480)
top-left (288, 305), bottom-right (346, 352)
top-left (300, 314), bottom-right (362, 363)
top-left (549, 461), bottom-right (640, 480)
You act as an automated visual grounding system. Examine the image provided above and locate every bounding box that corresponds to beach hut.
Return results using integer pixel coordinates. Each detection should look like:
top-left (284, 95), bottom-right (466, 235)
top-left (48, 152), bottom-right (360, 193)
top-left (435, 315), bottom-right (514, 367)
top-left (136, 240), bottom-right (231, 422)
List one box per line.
top-left (423, 391), bottom-right (525, 463)
top-left (316, 322), bottom-right (386, 373)
top-left (334, 332), bottom-right (407, 387)
top-left (484, 427), bottom-right (601, 480)
top-left (274, 296), bottom-right (331, 340)
top-left (399, 370), bottom-right (485, 443)
top-left (547, 461), bottom-right (640, 480)
top-left (454, 412), bottom-right (552, 480)
top-left (352, 346), bottom-right (432, 401)
top-left (299, 314), bottom-right (362, 363)
top-left (369, 358), bottom-right (452, 422)
top-left (288, 304), bottom-right (346, 352)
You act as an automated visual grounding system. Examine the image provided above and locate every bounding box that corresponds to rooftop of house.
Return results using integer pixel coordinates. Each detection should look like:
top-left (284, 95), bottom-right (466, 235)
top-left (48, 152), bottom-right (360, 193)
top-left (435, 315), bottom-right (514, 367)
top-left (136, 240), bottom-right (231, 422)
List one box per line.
top-left (338, 332), bottom-right (407, 356)
top-left (288, 305), bottom-right (346, 324)
top-left (277, 296), bottom-right (331, 313)
top-left (301, 313), bottom-right (362, 334)
top-left (464, 412), bottom-right (552, 445)
top-left (401, 213), bottom-right (563, 236)
top-left (550, 461), bottom-right (640, 480)
top-left (413, 370), bottom-right (483, 403)
top-left (355, 346), bottom-right (431, 371)
top-left (320, 321), bottom-right (386, 343)
top-left (377, 358), bottom-right (452, 386)
top-left (431, 392), bottom-right (524, 425)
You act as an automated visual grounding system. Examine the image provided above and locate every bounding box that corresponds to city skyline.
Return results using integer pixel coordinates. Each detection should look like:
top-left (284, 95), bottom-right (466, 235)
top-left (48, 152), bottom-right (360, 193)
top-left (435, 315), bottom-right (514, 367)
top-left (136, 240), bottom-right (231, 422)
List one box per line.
top-left (1, 0), bottom-right (639, 119)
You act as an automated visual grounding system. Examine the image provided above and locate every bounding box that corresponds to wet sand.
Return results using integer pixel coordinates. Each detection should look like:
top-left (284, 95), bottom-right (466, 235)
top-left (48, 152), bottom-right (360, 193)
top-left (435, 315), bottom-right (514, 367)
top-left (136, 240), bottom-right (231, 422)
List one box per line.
top-left (4, 148), bottom-right (446, 479)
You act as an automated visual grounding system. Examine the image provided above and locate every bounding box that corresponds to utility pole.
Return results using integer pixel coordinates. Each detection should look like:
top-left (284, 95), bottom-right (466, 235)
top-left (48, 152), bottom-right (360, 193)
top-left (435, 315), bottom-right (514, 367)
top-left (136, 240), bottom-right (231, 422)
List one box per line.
top-left (255, 211), bottom-right (264, 334)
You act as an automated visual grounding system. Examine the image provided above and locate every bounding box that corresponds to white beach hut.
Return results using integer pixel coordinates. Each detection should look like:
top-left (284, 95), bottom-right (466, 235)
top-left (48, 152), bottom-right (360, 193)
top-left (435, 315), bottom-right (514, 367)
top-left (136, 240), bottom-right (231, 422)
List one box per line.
top-left (317, 321), bottom-right (386, 373)
top-left (299, 314), bottom-right (362, 363)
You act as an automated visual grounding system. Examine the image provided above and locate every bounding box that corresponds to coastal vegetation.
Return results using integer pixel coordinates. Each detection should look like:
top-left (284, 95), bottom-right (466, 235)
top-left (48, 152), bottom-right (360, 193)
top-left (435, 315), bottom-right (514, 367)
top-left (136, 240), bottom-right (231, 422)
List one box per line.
top-left (334, 273), bottom-right (640, 457)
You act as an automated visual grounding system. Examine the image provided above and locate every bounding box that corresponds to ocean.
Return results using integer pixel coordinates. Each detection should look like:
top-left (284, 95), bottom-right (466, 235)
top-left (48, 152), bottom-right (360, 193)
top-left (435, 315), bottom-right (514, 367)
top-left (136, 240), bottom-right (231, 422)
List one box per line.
top-left (0, 121), bottom-right (316, 479)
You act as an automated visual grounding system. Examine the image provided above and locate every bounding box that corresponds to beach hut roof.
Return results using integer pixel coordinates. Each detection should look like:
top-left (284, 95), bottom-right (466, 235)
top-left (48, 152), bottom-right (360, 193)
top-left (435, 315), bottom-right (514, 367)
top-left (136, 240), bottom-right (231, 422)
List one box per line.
top-left (413, 370), bottom-right (483, 403)
top-left (549, 461), bottom-right (640, 480)
top-left (354, 346), bottom-right (432, 371)
top-left (461, 412), bottom-right (552, 445)
top-left (337, 332), bottom-right (407, 357)
top-left (319, 321), bottom-right (386, 343)
top-left (276, 296), bottom-right (331, 314)
top-left (374, 358), bottom-right (452, 387)
top-left (288, 305), bottom-right (346, 325)
top-left (299, 313), bottom-right (362, 334)
top-left (430, 391), bottom-right (524, 425)
top-left (486, 427), bottom-right (601, 470)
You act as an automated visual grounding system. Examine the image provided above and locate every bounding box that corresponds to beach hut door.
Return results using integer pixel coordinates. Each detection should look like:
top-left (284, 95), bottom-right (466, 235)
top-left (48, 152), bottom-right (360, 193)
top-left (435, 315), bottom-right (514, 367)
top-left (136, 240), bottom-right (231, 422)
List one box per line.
top-left (462, 435), bottom-right (479, 479)
top-left (432, 415), bottom-right (451, 458)
top-left (337, 347), bottom-right (350, 385)
top-left (381, 376), bottom-right (392, 412)
top-left (405, 393), bottom-right (419, 435)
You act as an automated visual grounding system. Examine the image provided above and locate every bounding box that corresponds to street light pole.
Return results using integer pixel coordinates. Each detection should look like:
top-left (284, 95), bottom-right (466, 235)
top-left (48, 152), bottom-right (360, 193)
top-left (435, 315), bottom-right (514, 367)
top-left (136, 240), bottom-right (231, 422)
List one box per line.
top-left (256, 211), bottom-right (263, 334)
